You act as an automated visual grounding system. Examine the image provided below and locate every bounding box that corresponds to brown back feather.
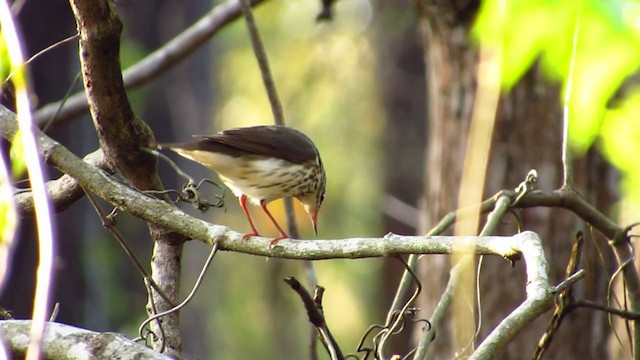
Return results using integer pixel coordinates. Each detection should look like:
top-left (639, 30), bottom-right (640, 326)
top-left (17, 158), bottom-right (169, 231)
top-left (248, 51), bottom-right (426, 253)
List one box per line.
top-left (195, 125), bottom-right (319, 164)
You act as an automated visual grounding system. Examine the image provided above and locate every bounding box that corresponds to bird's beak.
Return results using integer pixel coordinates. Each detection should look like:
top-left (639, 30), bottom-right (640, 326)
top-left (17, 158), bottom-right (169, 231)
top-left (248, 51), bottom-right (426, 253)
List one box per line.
top-left (309, 210), bottom-right (318, 235)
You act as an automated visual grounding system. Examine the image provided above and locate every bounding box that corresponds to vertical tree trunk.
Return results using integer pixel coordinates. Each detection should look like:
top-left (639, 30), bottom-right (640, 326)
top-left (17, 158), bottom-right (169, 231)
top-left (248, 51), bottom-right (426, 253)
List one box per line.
top-left (416, 1), bottom-right (615, 358)
top-left (374, 1), bottom-right (427, 354)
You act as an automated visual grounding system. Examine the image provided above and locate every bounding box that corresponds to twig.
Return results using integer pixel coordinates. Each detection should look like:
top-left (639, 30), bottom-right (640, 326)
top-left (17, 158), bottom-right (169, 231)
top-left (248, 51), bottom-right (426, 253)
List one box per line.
top-left (533, 231), bottom-right (584, 360)
top-left (135, 241), bottom-right (219, 345)
top-left (471, 232), bottom-right (554, 360)
top-left (42, 72), bottom-right (82, 133)
top-left (608, 241), bottom-right (637, 358)
top-left (383, 196), bottom-right (492, 340)
top-left (142, 277), bottom-right (165, 351)
top-left (553, 269), bottom-right (586, 294)
top-left (284, 277), bottom-right (343, 360)
top-left (14, 149), bottom-right (110, 216)
top-left (82, 187), bottom-right (175, 305)
top-left (3, 33), bottom-right (79, 85)
top-left (467, 192), bottom-right (525, 356)
top-left (376, 256), bottom-right (422, 358)
top-left (385, 191), bottom-right (503, 333)
top-left (561, 2), bottom-right (582, 189)
top-left (570, 300), bottom-right (640, 320)
top-left (48, 303), bottom-right (59, 322)
top-left (238, 0), bottom-right (284, 124)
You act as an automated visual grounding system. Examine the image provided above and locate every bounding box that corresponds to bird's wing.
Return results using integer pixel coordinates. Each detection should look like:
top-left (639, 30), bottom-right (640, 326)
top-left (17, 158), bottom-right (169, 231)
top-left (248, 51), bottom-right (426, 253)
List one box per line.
top-left (195, 125), bottom-right (318, 164)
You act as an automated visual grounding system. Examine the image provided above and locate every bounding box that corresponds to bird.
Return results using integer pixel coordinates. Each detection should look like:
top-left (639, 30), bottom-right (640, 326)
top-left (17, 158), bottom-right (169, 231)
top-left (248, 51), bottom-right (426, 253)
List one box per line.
top-left (157, 125), bottom-right (326, 245)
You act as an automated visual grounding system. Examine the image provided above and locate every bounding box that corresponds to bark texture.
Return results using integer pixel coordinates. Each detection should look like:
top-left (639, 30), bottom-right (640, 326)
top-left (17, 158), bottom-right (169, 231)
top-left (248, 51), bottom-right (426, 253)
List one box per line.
top-left (416, 0), bottom-right (616, 358)
top-left (69, 0), bottom-right (187, 355)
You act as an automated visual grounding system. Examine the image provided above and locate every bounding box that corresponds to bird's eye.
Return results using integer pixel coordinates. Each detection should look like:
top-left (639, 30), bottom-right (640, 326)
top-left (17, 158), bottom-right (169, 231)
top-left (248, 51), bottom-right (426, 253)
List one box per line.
top-left (320, 193), bottom-right (326, 203)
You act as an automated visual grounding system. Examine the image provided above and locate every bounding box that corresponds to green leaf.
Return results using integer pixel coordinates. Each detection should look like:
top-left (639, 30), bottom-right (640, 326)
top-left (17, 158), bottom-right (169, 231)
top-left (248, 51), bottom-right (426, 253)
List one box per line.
top-left (10, 130), bottom-right (26, 178)
top-left (0, 35), bottom-right (9, 82)
top-left (601, 89), bottom-right (640, 201)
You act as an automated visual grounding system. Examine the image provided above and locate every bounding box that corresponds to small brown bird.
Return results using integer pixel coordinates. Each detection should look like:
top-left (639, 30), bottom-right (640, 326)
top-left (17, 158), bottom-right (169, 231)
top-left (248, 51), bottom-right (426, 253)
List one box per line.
top-left (158, 125), bottom-right (326, 245)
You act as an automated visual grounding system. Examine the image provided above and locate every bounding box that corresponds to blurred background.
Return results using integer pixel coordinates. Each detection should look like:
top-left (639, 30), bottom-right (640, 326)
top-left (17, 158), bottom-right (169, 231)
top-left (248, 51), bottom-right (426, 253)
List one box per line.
top-left (4, 0), bottom-right (640, 359)
top-left (3, 0), bottom-right (426, 358)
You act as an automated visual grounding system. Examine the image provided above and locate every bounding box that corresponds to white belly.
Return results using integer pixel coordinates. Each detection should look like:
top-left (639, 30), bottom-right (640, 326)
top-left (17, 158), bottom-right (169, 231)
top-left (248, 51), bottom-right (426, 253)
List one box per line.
top-left (173, 149), bottom-right (306, 204)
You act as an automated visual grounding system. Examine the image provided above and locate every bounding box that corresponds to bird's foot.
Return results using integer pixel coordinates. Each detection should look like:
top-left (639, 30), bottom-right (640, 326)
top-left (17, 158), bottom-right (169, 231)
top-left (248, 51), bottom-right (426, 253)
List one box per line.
top-left (242, 232), bottom-right (260, 241)
top-left (268, 235), bottom-right (289, 249)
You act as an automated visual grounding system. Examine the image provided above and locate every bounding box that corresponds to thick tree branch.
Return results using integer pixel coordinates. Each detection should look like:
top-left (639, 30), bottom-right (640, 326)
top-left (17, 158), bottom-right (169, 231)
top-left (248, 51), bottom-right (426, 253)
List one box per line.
top-left (70, 0), bottom-right (155, 184)
top-left (4, 103), bottom-right (636, 260)
top-left (35, 0), bottom-right (265, 127)
top-left (14, 149), bottom-right (109, 216)
top-left (513, 190), bottom-right (624, 243)
top-left (1, 104), bottom-right (541, 259)
top-left (0, 320), bottom-right (172, 360)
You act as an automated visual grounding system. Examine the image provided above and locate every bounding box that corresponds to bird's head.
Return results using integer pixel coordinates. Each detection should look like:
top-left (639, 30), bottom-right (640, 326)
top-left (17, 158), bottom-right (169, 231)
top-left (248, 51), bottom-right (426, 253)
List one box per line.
top-left (296, 165), bottom-right (326, 235)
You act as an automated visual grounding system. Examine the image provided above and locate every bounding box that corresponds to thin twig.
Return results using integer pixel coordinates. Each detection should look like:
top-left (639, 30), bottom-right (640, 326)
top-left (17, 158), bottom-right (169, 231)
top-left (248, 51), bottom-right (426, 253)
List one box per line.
top-left (561, 2), bottom-right (582, 189)
top-left (3, 33), bottom-right (79, 85)
top-left (238, 0), bottom-right (284, 124)
top-left (48, 303), bottom-right (59, 322)
top-left (135, 241), bottom-right (219, 344)
top-left (376, 256), bottom-right (422, 358)
top-left (142, 278), bottom-right (166, 351)
top-left (284, 277), bottom-right (343, 360)
top-left (42, 71), bottom-right (82, 133)
top-left (570, 300), bottom-right (640, 320)
top-left (533, 231), bottom-right (584, 360)
top-left (82, 187), bottom-right (175, 305)
top-left (607, 241), bottom-right (636, 359)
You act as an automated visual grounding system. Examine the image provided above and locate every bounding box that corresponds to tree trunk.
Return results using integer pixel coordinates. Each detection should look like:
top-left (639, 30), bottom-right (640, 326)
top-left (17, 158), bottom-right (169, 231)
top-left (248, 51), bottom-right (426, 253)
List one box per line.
top-left (416, 0), bottom-right (615, 358)
top-left (374, 0), bottom-right (427, 354)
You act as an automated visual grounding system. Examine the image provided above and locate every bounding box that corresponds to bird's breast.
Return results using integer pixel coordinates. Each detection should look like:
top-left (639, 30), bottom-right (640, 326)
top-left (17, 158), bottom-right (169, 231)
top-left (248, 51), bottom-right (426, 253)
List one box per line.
top-left (210, 156), bottom-right (313, 204)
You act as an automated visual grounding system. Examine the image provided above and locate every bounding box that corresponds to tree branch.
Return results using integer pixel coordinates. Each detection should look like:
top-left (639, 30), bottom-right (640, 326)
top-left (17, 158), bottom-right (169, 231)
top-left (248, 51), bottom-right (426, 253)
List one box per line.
top-left (14, 149), bottom-right (109, 216)
top-left (35, 0), bottom-right (265, 127)
top-left (284, 278), bottom-right (343, 360)
top-left (0, 320), bottom-right (172, 359)
top-left (1, 104), bottom-right (637, 357)
top-left (68, 0), bottom-right (186, 355)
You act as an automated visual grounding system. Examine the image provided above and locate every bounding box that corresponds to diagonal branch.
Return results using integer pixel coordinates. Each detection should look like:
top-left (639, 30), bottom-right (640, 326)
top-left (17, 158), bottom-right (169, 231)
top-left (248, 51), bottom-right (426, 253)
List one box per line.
top-left (14, 149), bottom-right (109, 216)
top-left (35, 0), bottom-right (265, 127)
top-left (284, 277), bottom-right (343, 360)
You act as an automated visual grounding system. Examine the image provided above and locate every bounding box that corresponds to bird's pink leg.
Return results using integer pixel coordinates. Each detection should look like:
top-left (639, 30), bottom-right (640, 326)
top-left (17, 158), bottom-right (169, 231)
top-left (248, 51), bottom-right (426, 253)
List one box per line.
top-left (259, 200), bottom-right (290, 246)
top-left (239, 195), bottom-right (260, 240)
